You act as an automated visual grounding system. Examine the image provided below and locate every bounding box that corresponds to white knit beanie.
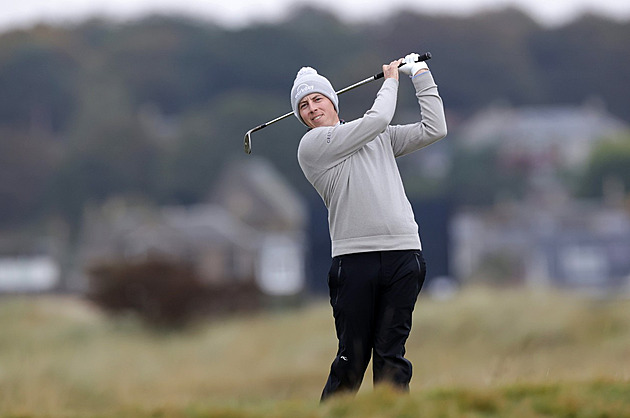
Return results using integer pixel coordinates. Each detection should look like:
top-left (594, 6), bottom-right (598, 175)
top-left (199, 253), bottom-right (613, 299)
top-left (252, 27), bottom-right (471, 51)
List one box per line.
top-left (290, 67), bottom-right (339, 126)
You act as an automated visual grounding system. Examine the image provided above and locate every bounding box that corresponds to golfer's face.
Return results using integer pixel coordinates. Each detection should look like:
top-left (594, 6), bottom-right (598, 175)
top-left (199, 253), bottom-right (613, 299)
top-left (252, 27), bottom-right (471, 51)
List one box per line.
top-left (299, 93), bottom-right (338, 129)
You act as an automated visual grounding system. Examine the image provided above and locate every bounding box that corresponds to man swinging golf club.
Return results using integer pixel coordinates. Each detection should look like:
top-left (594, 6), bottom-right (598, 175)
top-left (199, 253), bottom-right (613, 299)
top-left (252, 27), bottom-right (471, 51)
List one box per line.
top-left (291, 53), bottom-right (447, 401)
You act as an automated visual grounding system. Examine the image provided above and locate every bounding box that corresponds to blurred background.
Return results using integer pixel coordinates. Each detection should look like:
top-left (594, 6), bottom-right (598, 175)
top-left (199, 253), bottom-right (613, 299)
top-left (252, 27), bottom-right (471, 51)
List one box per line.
top-left (0, 0), bottom-right (629, 314)
top-left (1, 1), bottom-right (630, 416)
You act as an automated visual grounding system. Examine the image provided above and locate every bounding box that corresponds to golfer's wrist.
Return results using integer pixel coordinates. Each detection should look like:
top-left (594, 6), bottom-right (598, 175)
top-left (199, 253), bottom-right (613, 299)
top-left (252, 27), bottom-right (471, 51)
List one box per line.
top-left (412, 69), bottom-right (430, 77)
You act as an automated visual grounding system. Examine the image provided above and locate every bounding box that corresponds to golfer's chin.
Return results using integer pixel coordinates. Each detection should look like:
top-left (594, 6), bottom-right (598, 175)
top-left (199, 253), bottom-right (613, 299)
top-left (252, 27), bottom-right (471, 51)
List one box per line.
top-left (309, 116), bottom-right (338, 129)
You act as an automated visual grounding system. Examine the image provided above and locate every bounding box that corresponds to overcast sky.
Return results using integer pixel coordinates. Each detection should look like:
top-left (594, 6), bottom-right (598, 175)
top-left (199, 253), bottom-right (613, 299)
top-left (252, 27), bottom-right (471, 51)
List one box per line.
top-left (1, 0), bottom-right (629, 32)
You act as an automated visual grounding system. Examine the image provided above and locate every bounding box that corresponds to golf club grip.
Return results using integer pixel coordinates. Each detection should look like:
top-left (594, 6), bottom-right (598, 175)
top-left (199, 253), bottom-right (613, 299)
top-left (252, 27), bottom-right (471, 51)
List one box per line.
top-left (374, 52), bottom-right (432, 80)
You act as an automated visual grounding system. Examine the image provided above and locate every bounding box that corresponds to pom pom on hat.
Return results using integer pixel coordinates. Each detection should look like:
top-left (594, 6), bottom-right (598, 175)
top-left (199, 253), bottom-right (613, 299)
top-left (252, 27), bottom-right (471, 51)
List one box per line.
top-left (296, 66), bottom-right (317, 77)
top-left (290, 67), bottom-right (339, 126)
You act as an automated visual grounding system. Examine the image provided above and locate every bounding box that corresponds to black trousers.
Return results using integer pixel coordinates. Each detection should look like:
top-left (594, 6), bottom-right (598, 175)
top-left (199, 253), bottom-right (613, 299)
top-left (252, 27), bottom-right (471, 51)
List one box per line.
top-left (321, 250), bottom-right (426, 401)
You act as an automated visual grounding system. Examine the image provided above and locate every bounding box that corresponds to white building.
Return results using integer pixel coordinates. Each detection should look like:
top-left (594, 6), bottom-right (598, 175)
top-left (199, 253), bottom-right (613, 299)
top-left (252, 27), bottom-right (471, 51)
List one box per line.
top-left (72, 157), bottom-right (307, 297)
top-left (459, 102), bottom-right (628, 169)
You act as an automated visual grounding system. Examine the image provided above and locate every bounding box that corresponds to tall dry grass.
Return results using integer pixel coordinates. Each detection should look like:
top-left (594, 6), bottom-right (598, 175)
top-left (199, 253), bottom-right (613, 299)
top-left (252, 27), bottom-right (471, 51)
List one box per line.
top-left (1, 287), bottom-right (629, 417)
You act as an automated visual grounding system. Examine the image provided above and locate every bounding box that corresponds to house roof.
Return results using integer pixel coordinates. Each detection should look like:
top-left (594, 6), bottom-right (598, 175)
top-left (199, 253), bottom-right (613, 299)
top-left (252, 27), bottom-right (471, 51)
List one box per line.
top-left (211, 157), bottom-right (307, 231)
top-left (462, 103), bottom-right (628, 147)
top-left (121, 204), bottom-right (260, 258)
top-left (459, 102), bottom-right (629, 168)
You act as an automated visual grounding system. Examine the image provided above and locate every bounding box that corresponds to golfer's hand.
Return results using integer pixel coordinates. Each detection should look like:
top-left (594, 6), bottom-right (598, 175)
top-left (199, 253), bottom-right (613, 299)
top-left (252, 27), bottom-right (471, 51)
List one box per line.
top-left (383, 59), bottom-right (403, 81)
top-left (399, 53), bottom-right (429, 77)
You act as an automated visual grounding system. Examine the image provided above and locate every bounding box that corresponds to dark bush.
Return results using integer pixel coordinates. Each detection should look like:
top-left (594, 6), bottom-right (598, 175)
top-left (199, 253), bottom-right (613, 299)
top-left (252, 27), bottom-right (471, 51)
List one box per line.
top-left (87, 257), bottom-right (262, 328)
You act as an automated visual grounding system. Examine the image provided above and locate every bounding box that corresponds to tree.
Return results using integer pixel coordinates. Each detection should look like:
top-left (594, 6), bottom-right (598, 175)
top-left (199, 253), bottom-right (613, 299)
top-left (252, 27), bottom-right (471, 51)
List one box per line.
top-left (0, 39), bottom-right (79, 133)
top-left (446, 144), bottom-right (528, 206)
top-left (577, 133), bottom-right (630, 199)
top-left (0, 129), bottom-right (59, 226)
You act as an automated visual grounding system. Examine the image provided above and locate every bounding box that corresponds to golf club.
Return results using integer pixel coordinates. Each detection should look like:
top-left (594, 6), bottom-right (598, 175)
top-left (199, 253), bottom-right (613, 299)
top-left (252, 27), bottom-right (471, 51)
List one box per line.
top-left (243, 52), bottom-right (431, 154)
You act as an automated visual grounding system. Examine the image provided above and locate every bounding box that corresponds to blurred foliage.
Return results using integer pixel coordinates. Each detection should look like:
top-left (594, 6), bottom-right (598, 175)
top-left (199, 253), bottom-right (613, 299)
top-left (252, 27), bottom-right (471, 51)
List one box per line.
top-left (87, 257), bottom-right (208, 327)
top-left (577, 133), bottom-right (630, 199)
top-left (0, 128), bottom-right (59, 223)
top-left (0, 7), bottom-right (629, 231)
top-left (87, 257), bottom-right (262, 327)
top-left (447, 144), bottom-right (529, 206)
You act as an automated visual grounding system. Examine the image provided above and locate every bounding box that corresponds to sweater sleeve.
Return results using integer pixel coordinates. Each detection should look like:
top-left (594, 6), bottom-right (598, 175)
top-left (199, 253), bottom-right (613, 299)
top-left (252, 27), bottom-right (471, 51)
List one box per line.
top-left (388, 71), bottom-right (447, 157)
top-left (297, 77), bottom-right (399, 173)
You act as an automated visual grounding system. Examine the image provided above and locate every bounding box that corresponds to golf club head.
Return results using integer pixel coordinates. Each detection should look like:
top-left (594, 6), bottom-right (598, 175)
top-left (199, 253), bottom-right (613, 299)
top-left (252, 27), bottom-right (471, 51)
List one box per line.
top-left (244, 130), bottom-right (253, 154)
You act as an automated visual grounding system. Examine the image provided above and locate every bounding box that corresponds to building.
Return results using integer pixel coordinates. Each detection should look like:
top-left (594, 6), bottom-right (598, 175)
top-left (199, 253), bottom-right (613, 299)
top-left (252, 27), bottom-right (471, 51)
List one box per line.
top-left (71, 157), bottom-right (307, 297)
top-left (460, 102), bottom-right (628, 170)
top-left (452, 198), bottom-right (630, 294)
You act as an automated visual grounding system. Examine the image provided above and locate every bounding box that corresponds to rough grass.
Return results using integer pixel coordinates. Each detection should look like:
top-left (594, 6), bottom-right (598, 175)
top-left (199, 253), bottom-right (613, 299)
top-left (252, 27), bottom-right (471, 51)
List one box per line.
top-left (1, 287), bottom-right (629, 417)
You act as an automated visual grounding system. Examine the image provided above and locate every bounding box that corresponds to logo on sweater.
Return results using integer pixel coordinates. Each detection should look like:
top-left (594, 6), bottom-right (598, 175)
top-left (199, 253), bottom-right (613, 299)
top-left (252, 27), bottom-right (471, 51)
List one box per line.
top-left (295, 83), bottom-right (314, 99)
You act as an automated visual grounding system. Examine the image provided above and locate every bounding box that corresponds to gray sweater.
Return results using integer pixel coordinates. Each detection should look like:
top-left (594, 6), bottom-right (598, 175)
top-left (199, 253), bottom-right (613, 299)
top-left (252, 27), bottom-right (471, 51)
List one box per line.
top-left (297, 72), bottom-right (447, 257)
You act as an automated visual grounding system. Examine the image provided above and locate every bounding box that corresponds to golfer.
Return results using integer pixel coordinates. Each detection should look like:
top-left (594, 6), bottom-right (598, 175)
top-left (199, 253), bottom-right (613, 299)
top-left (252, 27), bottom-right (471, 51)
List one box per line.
top-left (291, 53), bottom-right (447, 401)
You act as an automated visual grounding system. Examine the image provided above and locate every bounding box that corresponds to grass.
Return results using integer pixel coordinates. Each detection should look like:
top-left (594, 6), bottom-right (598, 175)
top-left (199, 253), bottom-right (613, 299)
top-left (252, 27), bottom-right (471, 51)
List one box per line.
top-left (1, 287), bottom-right (629, 417)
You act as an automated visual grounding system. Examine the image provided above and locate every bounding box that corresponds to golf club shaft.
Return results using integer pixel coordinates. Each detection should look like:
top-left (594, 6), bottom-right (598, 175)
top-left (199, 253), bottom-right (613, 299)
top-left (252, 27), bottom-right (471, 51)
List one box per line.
top-left (336, 52), bottom-right (432, 95)
top-left (244, 52), bottom-right (432, 153)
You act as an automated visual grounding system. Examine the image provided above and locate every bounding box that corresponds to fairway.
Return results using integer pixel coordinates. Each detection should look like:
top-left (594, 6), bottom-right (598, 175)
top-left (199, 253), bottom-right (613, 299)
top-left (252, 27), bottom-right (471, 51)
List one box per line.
top-left (1, 288), bottom-right (629, 417)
